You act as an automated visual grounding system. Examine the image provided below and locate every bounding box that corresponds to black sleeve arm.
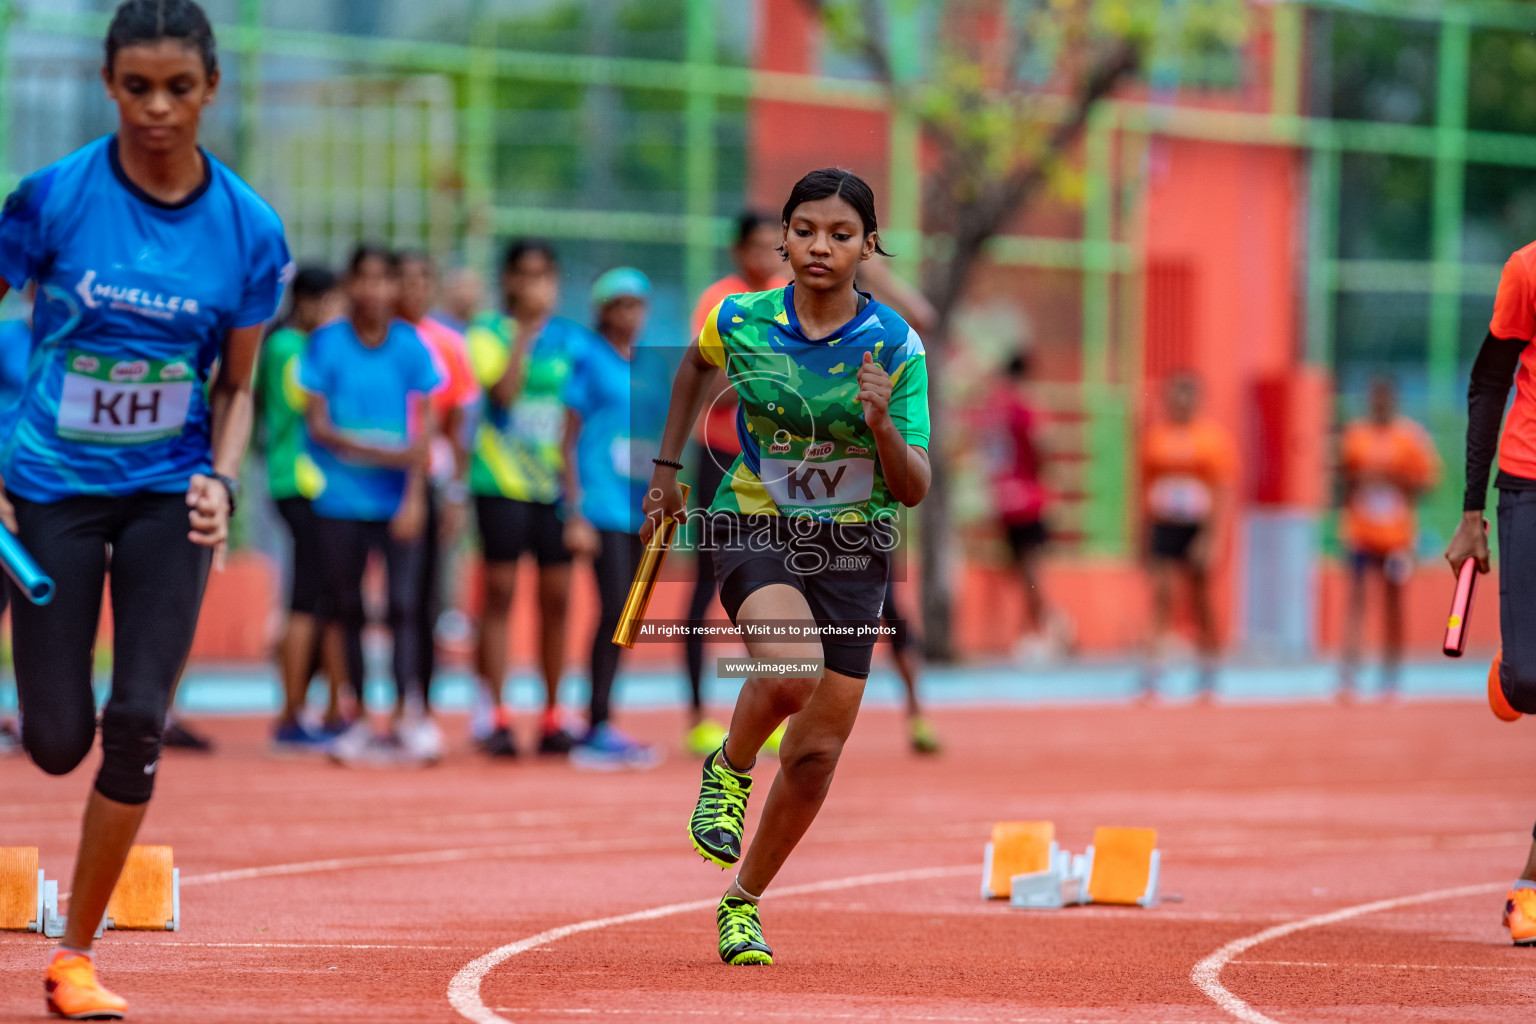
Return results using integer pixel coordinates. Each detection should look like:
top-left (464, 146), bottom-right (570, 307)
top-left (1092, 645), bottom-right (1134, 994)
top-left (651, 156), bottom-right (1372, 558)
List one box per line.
top-left (1465, 332), bottom-right (1527, 511)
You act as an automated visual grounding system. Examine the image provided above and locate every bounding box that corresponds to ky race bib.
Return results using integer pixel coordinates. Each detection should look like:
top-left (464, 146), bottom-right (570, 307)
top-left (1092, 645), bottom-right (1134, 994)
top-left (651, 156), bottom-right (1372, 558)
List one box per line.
top-left (759, 440), bottom-right (877, 517)
top-left (56, 351), bottom-right (194, 445)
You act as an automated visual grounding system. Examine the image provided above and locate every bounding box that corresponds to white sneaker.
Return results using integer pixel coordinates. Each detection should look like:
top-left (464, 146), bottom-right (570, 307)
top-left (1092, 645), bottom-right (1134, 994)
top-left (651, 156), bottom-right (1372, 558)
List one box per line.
top-left (330, 720), bottom-right (411, 768)
top-left (397, 714), bottom-right (444, 765)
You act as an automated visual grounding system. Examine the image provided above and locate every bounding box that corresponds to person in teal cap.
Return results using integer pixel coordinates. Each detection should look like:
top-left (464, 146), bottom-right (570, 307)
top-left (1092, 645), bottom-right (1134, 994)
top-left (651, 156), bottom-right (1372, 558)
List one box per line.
top-left (561, 267), bottom-right (672, 769)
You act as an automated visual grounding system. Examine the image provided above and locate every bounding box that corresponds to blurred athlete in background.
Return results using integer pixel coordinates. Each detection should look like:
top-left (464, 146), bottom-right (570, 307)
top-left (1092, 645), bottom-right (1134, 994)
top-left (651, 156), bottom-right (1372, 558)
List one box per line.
top-left (562, 268), bottom-right (669, 769)
top-left (302, 246), bottom-right (442, 767)
top-left (257, 265), bottom-right (345, 751)
top-left (683, 211), bottom-right (787, 755)
top-left (396, 251), bottom-right (478, 759)
top-left (1140, 373), bottom-right (1236, 700)
top-left (467, 241), bottom-right (583, 757)
top-left (982, 350), bottom-right (1067, 664)
top-left (1337, 377), bottom-right (1438, 701)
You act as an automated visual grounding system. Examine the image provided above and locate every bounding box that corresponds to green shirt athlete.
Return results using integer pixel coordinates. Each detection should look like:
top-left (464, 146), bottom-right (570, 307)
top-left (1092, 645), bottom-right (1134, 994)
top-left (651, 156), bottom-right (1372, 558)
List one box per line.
top-left (255, 325), bottom-right (319, 501)
top-left (466, 312), bottom-right (584, 505)
top-left (696, 286), bottom-right (930, 521)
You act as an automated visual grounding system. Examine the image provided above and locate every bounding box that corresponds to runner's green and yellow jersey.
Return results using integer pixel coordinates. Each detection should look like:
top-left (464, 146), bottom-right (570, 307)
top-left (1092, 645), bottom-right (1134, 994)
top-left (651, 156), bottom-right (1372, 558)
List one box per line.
top-left (467, 313), bottom-right (585, 504)
top-left (699, 285), bottom-right (930, 522)
top-left (254, 325), bottom-right (322, 501)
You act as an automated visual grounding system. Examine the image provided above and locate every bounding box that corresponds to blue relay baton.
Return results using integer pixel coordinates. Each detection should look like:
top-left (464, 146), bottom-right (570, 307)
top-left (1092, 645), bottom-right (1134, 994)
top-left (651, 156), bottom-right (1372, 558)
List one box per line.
top-left (0, 523), bottom-right (54, 605)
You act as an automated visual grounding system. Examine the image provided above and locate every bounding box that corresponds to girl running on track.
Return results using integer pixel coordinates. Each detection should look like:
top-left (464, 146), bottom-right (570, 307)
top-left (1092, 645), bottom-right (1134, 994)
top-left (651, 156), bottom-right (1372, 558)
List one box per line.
top-left (0, 0), bottom-right (290, 1015)
top-left (1447, 238), bottom-right (1536, 944)
top-left (561, 267), bottom-right (670, 769)
top-left (643, 167), bottom-right (931, 965)
top-left (466, 240), bottom-right (583, 757)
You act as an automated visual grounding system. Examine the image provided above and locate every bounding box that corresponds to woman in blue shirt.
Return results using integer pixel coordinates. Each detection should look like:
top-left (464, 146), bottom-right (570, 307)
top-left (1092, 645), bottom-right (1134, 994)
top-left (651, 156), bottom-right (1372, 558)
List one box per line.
top-left (0, 1), bottom-right (290, 1016)
top-left (561, 268), bottom-right (670, 769)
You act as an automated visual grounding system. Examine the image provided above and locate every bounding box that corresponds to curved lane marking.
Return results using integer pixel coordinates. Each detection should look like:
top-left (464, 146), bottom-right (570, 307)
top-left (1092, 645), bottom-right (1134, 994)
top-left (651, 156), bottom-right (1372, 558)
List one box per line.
top-left (447, 864), bottom-right (974, 1024)
top-left (1191, 881), bottom-right (1507, 1024)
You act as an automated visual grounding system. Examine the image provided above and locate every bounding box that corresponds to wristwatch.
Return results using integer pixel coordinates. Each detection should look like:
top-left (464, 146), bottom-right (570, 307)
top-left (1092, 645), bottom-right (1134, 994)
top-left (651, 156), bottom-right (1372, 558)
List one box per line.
top-left (211, 472), bottom-right (241, 519)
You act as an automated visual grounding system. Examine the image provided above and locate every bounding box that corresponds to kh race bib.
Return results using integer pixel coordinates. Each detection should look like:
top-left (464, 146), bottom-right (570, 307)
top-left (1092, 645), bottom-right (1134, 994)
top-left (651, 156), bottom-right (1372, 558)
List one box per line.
top-left (56, 350), bottom-right (194, 445)
top-left (1148, 473), bottom-right (1212, 524)
top-left (759, 439), bottom-right (877, 517)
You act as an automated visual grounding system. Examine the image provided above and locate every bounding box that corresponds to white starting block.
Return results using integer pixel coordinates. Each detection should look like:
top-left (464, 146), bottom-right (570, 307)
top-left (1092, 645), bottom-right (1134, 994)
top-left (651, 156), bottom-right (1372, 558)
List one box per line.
top-left (982, 825), bottom-right (1161, 910)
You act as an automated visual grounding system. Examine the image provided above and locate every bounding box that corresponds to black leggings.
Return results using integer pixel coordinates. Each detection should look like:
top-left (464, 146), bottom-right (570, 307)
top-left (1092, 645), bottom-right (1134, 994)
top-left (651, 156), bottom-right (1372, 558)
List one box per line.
top-left (314, 517), bottom-right (423, 708)
top-left (415, 488), bottom-right (442, 712)
top-left (591, 529), bottom-right (643, 729)
top-left (684, 447), bottom-right (733, 711)
top-left (9, 492), bottom-right (211, 805)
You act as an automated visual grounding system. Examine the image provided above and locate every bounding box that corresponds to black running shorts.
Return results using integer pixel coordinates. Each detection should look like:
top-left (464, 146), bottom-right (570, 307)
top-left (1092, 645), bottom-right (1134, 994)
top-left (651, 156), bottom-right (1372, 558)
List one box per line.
top-left (705, 512), bottom-right (893, 680)
top-left (474, 496), bottom-right (571, 566)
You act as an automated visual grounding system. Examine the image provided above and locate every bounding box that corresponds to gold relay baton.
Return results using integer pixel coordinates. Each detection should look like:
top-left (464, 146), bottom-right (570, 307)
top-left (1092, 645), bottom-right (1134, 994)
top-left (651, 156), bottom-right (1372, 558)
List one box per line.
top-left (612, 483), bottom-right (690, 649)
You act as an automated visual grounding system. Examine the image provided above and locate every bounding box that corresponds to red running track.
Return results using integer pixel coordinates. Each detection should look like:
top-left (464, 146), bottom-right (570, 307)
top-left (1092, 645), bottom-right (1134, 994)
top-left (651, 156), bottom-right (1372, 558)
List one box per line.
top-left (3, 701), bottom-right (1535, 1022)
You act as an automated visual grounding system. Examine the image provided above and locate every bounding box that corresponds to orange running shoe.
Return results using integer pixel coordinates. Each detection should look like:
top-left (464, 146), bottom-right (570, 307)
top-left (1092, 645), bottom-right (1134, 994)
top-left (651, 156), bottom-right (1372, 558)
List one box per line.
top-left (1489, 650), bottom-right (1522, 723)
top-left (45, 951), bottom-right (127, 1020)
top-left (1503, 887), bottom-right (1536, 945)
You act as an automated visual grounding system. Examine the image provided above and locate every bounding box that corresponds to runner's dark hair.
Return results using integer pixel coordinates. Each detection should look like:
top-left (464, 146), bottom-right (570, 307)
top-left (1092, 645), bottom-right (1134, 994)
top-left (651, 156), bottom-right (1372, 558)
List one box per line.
top-left (291, 265), bottom-right (336, 301)
top-left (396, 249), bottom-right (434, 273)
top-left (735, 210), bottom-right (775, 247)
top-left (348, 243), bottom-right (399, 275)
top-left (502, 238), bottom-right (559, 273)
top-left (780, 168), bottom-right (893, 257)
top-left (105, 0), bottom-right (218, 77)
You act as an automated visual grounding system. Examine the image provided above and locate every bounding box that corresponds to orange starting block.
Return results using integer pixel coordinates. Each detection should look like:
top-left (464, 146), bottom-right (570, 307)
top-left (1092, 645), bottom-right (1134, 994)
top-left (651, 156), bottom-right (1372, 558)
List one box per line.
top-left (0, 845), bottom-right (179, 937)
top-left (981, 821), bottom-right (1058, 900)
top-left (0, 847), bottom-right (62, 937)
top-left (980, 825), bottom-right (1160, 909)
top-left (104, 846), bottom-right (180, 931)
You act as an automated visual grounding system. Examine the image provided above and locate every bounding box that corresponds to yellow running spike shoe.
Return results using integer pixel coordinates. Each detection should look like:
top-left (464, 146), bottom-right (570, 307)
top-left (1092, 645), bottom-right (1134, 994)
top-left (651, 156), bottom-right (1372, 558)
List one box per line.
top-left (717, 895), bottom-right (773, 965)
top-left (1504, 887), bottom-right (1536, 945)
top-left (46, 952), bottom-right (127, 1020)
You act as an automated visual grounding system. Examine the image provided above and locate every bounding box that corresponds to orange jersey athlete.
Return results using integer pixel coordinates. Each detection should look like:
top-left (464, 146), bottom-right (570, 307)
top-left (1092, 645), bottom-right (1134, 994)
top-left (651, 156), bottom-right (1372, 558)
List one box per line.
top-left (1139, 374), bottom-right (1237, 699)
top-left (1339, 388), bottom-right (1439, 559)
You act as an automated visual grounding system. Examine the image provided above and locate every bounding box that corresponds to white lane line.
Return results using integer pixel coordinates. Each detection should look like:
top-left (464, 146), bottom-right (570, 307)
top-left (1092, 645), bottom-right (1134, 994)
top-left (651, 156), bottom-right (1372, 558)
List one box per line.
top-left (1238, 959), bottom-right (1528, 972)
top-left (1191, 881), bottom-right (1507, 1024)
top-left (104, 941), bottom-right (469, 950)
top-left (447, 864), bottom-right (976, 1024)
top-left (491, 1009), bottom-right (1231, 1024)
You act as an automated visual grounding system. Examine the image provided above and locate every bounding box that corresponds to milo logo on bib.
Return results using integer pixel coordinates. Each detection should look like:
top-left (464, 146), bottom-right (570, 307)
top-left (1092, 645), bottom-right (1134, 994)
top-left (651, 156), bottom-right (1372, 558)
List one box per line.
top-left (759, 436), bottom-right (877, 519)
top-left (57, 349), bottom-right (196, 445)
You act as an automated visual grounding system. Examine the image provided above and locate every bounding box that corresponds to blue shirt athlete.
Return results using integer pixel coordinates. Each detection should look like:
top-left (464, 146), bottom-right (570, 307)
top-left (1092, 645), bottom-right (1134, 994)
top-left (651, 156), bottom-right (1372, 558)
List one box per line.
top-left (0, 135), bottom-right (289, 501)
top-left (0, 3), bottom-right (291, 1015)
top-left (299, 317), bottom-right (443, 522)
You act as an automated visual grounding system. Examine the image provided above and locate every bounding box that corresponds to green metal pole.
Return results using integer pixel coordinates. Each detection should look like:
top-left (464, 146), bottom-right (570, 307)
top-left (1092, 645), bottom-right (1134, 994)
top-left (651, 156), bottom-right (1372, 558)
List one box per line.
top-left (237, 0), bottom-right (262, 182)
top-left (885, 0), bottom-right (922, 285)
top-left (1306, 139), bottom-right (1340, 367)
top-left (0, 0), bottom-right (14, 194)
top-left (1429, 12), bottom-right (1470, 409)
top-left (1082, 104), bottom-right (1124, 557)
top-left (462, 1), bottom-right (496, 280)
top-left (1428, 10), bottom-right (1472, 544)
top-left (683, 0), bottom-right (717, 300)
top-left (1271, 1), bottom-right (1302, 119)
